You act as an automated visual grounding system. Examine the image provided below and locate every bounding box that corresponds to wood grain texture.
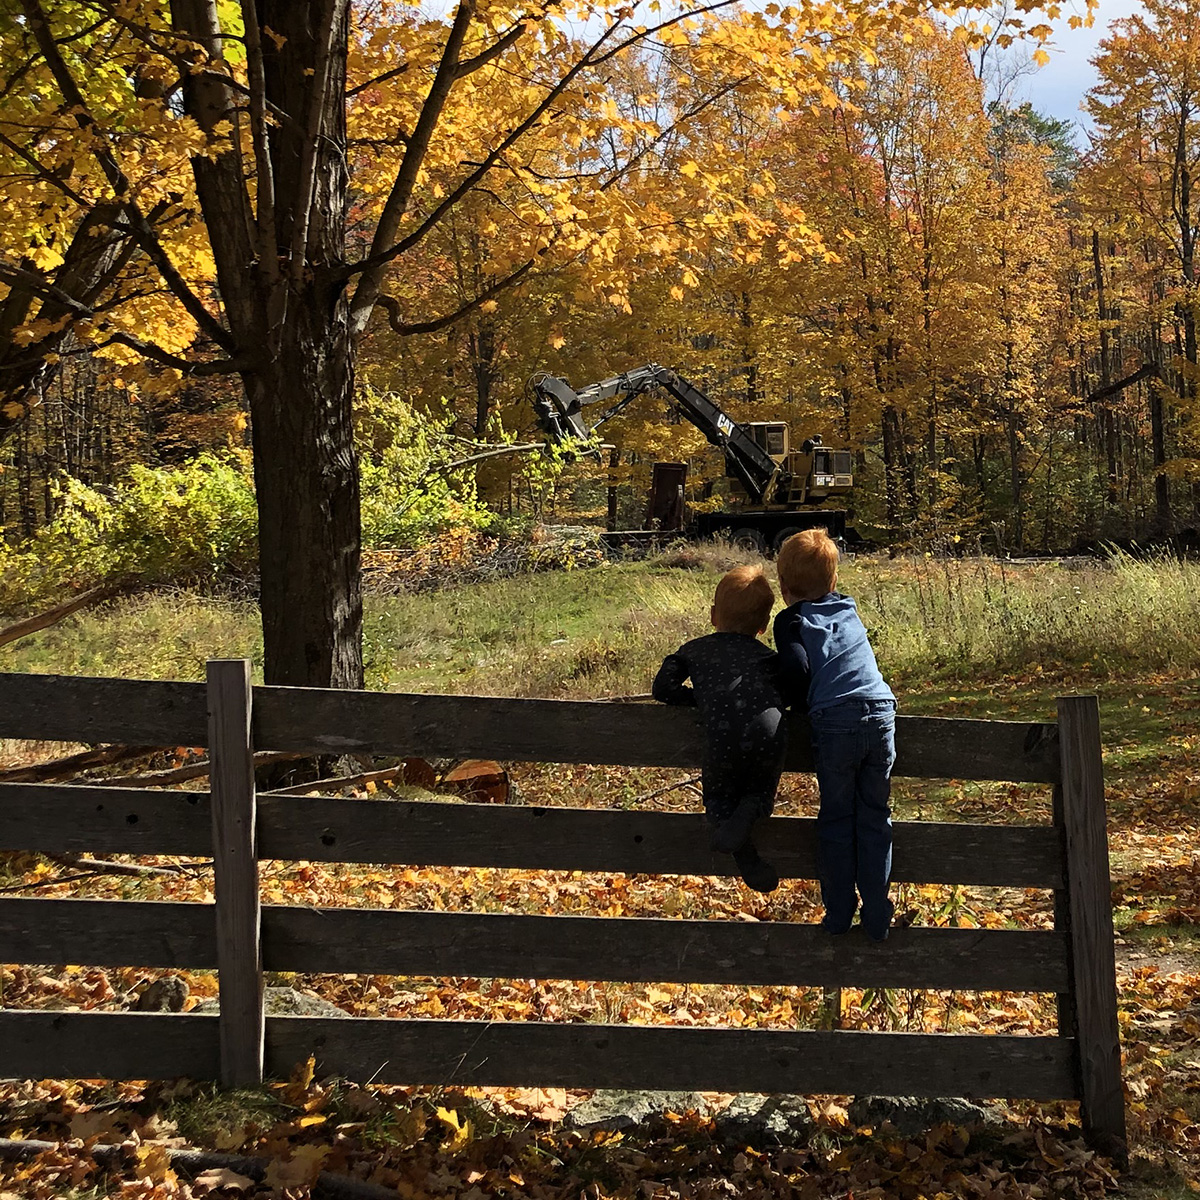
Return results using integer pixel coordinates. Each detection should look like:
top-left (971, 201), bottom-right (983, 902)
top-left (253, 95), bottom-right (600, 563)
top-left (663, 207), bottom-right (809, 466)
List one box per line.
top-left (251, 687), bottom-right (1061, 782)
top-left (1058, 695), bottom-right (1127, 1158)
top-left (0, 672), bottom-right (1060, 782)
top-left (1, 786), bottom-right (1062, 886)
top-left (0, 1011), bottom-right (1077, 1099)
top-left (261, 907), bottom-right (1068, 991)
top-left (0, 783), bottom-right (212, 855)
top-left (0, 673), bottom-right (205, 745)
top-left (0, 1011), bottom-right (218, 1081)
top-left (265, 1017), bottom-right (1077, 1099)
top-left (0, 898), bottom-right (215, 967)
top-left (207, 659), bottom-right (263, 1088)
top-left (259, 797), bottom-right (1064, 888)
top-left (0, 898), bottom-right (1067, 992)
top-left (1051, 783), bottom-right (1076, 1040)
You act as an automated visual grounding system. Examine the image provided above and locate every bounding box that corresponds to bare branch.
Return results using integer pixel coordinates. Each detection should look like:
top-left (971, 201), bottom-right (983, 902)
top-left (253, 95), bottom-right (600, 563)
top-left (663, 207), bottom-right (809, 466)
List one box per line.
top-left (347, 0), bottom-right (480, 334)
top-left (346, 62), bottom-right (409, 98)
top-left (375, 257), bottom-right (534, 335)
top-left (97, 333), bottom-right (243, 375)
top-left (454, 19), bottom-right (528, 79)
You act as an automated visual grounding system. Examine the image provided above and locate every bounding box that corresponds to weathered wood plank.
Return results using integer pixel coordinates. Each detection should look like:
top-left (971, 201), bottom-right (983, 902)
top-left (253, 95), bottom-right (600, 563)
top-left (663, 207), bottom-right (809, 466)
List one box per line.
top-left (259, 797), bottom-right (1064, 887)
top-left (252, 688), bottom-right (1060, 782)
top-left (0, 1011), bottom-right (218, 1081)
top-left (0, 784), bottom-right (212, 855)
top-left (0, 1011), bottom-right (1077, 1098)
top-left (1052, 783), bottom-right (1076, 1040)
top-left (0, 673), bottom-right (206, 745)
top-left (0, 899), bottom-right (215, 966)
top-left (2, 785), bottom-right (1062, 886)
top-left (266, 1018), bottom-right (1077, 1099)
top-left (0, 673), bottom-right (1060, 782)
top-left (261, 908), bottom-right (1068, 992)
top-left (0, 899), bottom-right (1066, 992)
top-left (1058, 695), bottom-right (1126, 1159)
top-left (208, 660), bottom-right (263, 1088)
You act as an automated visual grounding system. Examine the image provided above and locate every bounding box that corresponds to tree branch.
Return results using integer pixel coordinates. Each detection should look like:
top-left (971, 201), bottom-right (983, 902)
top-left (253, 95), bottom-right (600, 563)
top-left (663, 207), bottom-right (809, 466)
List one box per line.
top-left (239, 0), bottom-right (279, 281)
top-left (375, 257), bottom-right (534, 335)
top-left (21, 0), bottom-right (235, 352)
top-left (97, 333), bottom-right (244, 375)
top-left (0, 259), bottom-right (242, 376)
top-left (454, 19), bottom-right (529, 78)
top-left (346, 62), bottom-right (409, 98)
top-left (343, 16), bottom-right (624, 303)
top-left (347, 0), bottom-right (480, 334)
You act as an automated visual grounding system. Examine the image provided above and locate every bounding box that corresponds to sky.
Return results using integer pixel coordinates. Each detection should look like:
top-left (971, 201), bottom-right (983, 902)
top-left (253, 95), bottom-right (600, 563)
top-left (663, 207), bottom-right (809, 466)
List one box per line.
top-left (1019, 0), bottom-right (1146, 140)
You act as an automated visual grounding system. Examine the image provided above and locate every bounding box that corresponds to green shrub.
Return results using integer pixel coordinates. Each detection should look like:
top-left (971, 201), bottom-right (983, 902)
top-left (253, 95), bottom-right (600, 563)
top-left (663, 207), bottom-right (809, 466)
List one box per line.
top-left (358, 391), bottom-right (492, 549)
top-left (0, 452), bottom-right (257, 611)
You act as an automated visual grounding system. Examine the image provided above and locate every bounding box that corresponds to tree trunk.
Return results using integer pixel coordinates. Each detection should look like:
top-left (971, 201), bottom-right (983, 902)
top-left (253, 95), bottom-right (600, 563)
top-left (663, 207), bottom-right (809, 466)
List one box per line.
top-left (171, 0), bottom-right (364, 689)
top-left (245, 299), bottom-right (363, 690)
top-left (607, 445), bottom-right (620, 532)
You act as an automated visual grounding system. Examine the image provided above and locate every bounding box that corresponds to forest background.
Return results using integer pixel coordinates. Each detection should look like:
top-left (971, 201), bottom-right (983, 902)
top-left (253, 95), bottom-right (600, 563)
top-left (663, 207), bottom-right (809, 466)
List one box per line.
top-left (4, 0), bottom-right (1200, 657)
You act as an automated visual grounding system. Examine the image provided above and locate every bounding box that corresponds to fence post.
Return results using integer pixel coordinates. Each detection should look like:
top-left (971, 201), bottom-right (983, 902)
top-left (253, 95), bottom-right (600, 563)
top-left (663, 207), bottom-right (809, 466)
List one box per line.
top-left (207, 658), bottom-right (263, 1087)
top-left (1057, 694), bottom-right (1126, 1162)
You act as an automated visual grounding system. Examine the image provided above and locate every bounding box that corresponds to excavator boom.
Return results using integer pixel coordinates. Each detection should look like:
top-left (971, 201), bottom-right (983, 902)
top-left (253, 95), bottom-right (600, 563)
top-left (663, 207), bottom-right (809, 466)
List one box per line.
top-left (530, 364), bottom-right (781, 503)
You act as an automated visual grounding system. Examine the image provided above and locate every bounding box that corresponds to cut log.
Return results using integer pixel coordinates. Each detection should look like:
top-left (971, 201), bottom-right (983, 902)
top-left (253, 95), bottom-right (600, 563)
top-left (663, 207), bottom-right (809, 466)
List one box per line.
top-left (0, 584), bottom-right (124, 650)
top-left (0, 744), bottom-right (162, 784)
top-left (442, 759), bottom-right (509, 803)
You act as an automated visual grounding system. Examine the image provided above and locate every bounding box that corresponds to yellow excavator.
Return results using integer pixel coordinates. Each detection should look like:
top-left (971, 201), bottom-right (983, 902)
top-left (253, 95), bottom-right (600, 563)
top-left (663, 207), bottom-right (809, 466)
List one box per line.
top-left (530, 362), bottom-right (854, 553)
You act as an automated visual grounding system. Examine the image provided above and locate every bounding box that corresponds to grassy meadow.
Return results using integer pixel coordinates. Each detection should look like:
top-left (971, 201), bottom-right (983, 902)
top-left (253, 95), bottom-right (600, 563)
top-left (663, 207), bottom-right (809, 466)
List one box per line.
top-left (5, 546), bottom-right (1200, 698)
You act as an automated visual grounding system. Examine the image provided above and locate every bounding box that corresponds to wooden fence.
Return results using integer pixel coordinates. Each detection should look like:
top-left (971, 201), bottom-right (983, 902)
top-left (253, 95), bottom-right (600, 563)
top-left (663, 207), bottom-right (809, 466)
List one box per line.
top-left (0, 664), bottom-right (1125, 1157)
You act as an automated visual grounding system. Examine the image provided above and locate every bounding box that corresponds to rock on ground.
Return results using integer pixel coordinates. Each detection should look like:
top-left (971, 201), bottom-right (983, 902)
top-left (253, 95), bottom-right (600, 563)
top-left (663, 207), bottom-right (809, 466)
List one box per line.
top-left (846, 1095), bottom-right (1007, 1137)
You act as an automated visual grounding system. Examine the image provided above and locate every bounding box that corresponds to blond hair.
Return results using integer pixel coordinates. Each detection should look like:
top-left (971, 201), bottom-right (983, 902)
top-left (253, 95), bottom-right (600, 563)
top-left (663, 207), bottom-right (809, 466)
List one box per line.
top-left (712, 564), bottom-right (775, 635)
top-left (776, 528), bottom-right (839, 601)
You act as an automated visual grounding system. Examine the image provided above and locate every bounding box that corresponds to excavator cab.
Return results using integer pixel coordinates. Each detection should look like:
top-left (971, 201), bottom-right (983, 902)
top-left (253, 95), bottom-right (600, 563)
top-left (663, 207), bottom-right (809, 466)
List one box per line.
top-left (746, 422), bottom-right (789, 463)
top-left (796, 436), bottom-right (854, 502)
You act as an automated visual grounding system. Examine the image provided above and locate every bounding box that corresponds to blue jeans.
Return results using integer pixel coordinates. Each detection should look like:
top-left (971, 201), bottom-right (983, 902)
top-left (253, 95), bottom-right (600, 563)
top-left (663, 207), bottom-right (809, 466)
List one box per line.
top-left (811, 698), bottom-right (896, 938)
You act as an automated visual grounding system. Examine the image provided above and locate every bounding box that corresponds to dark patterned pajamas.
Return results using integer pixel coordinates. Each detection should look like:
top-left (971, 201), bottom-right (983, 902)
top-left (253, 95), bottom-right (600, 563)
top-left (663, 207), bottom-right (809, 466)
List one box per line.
top-left (652, 632), bottom-right (786, 825)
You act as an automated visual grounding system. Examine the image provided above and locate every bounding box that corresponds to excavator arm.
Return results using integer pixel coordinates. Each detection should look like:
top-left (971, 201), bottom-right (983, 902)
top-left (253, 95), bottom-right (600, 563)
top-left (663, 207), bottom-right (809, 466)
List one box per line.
top-left (529, 364), bottom-right (782, 504)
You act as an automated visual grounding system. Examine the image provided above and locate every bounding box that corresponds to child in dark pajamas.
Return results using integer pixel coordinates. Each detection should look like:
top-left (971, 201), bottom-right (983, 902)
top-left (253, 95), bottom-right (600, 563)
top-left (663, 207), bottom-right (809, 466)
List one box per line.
top-left (652, 565), bottom-right (785, 893)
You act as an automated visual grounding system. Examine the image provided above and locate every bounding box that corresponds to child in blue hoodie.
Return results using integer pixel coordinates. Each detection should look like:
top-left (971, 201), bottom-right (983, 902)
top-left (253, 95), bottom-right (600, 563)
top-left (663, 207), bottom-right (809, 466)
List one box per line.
top-left (774, 529), bottom-right (896, 940)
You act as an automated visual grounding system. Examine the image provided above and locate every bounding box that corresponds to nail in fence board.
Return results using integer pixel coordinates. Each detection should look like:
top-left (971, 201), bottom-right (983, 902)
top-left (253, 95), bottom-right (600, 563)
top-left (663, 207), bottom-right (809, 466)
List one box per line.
top-left (0, 1011), bottom-right (1074, 1100)
top-left (0, 783), bottom-right (1064, 889)
top-left (0, 898), bottom-right (1068, 992)
top-left (0, 673), bottom-right (1059, 782)
top-left (1057, 695), bottom-right (1126, 1157)
top-left (207, 660), bottom-right (263, 1088)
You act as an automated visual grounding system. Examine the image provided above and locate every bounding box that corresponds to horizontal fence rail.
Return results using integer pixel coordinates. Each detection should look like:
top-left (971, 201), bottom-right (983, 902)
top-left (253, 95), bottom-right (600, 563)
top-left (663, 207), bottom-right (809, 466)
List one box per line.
top-left (0, 783), bottom-right (1064, 887)
top-left (0, 1012), bottom-right (1078, 1100)
top-left (0, 898), bottom-right (1070, 992)
top-left (0, 672), bottom-right (1061, 782)
top-left (0, 667), bottom-right (1124, 1160)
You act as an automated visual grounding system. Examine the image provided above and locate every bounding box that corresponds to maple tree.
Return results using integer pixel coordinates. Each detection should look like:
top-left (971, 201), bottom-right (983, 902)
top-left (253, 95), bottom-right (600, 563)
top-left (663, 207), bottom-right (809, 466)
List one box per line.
top-left (1076, 0), bottom-right (1200, 534)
